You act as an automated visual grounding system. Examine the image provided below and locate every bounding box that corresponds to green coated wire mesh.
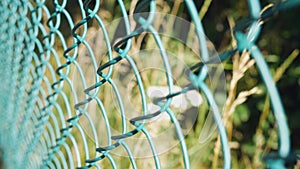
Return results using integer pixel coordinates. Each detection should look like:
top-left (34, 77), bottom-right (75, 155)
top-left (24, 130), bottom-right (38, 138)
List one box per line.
top-left (0, 0), bottom-right (299, 169)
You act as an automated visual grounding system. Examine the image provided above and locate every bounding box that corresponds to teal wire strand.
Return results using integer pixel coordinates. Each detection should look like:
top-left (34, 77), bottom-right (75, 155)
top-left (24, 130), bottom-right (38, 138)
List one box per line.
top-left (184, 0), bottom-right (231, 168)
top-left (250, 45), bottom-right (290, 157)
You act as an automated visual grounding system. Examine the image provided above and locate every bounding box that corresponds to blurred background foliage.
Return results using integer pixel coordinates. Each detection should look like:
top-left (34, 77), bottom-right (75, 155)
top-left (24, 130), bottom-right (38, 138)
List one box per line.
top-left (200, 0), bottom-right (300, 168)
top-left (51, 0), bottom-right (300, 168)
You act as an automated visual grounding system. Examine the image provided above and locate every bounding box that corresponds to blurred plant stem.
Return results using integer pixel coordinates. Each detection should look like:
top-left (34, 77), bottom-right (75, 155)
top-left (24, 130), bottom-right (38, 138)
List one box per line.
top-left (199, 0), bottom-right (213, 19)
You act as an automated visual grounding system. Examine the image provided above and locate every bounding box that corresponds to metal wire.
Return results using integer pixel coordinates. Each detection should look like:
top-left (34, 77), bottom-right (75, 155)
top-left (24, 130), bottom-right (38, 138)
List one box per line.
top-left (0, 0), bottom-right (299, 168)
